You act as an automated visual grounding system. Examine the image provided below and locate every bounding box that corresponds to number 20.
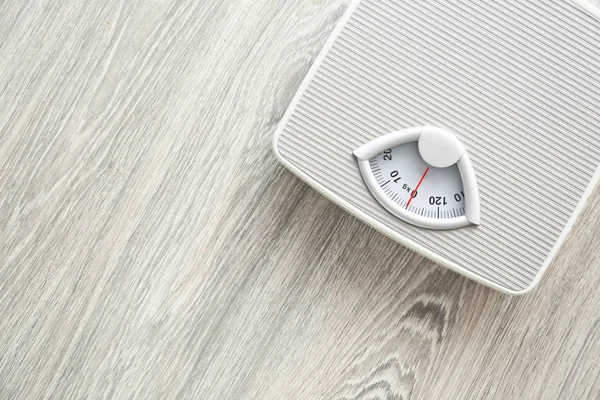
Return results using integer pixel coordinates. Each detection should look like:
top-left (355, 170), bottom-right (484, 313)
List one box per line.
top-left (383, 149), bottom-right (392, 161)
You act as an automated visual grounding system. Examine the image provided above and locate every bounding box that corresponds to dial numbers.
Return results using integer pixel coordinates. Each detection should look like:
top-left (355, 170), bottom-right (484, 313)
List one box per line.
top-left (354, 126), bottom-right (480, 230)
top-left (369, 142), bottom-right (466, 219)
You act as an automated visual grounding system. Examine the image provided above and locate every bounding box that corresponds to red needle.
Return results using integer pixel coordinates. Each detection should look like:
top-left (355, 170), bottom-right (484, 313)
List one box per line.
top-left (406, 167), bottom-right (430, 209)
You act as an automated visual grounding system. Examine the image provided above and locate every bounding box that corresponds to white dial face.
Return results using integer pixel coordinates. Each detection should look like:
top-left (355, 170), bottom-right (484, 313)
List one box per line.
top-left (369, 142), bottom-right (466, 219)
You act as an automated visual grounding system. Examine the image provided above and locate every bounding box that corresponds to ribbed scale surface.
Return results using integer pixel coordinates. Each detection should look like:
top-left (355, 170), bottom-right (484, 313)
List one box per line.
top-left (277, 0), bottom-right (600, 292)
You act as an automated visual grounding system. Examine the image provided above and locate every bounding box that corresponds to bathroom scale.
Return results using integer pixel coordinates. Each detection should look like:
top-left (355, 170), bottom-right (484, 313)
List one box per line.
top-left (272, 0), bottom-right (600, 294)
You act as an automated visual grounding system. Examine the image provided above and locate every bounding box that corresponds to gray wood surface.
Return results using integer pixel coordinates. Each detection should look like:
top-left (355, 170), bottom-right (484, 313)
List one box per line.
top-left (1, 0), bottom-right (600, 399)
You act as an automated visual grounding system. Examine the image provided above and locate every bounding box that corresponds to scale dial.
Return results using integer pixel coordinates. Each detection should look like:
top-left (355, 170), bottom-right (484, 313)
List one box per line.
top-left (354, 127), bottom-right (481, 230)
top-left (370, 142), bottom-right (465, 218)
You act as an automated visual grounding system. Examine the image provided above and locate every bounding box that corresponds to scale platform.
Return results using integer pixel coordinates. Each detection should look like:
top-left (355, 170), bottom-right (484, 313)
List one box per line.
top-left (273, 0), bottom-right (600, 294)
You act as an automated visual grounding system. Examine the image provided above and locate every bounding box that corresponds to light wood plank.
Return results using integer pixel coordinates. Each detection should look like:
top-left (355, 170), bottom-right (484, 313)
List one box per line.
top-left (1, 0), bottom-right (599, 398)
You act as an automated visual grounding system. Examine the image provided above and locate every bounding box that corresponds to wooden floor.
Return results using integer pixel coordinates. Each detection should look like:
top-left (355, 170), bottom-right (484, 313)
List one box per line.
top-left (1, 1), bottom-right (600, 398)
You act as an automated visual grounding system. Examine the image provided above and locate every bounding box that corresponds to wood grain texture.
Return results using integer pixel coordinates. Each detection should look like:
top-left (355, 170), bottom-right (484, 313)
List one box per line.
top-left (1, 0), bottom-right (600, 399)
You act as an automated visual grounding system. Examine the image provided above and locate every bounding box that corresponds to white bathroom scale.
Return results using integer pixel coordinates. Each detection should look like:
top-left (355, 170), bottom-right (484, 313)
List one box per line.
top-left (272, 0), bottom-right (600, 294)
